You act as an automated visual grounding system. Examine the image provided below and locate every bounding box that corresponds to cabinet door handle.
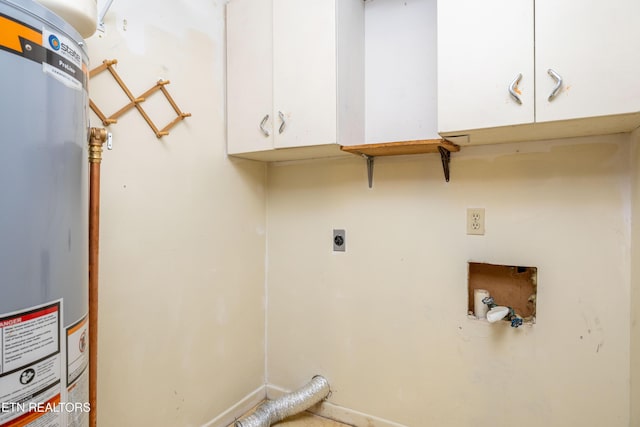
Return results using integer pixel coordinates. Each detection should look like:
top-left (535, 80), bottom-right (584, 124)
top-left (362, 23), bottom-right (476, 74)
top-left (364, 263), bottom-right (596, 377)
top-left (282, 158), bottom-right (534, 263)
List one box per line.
top-left (547, 69), bottom-right (563, 101)
top-left (278, 111), bottom-right (286, 134)
top-left (259, 114), bottom-right (270, 137)
top-left (509, 73), bottom-right (523, 105)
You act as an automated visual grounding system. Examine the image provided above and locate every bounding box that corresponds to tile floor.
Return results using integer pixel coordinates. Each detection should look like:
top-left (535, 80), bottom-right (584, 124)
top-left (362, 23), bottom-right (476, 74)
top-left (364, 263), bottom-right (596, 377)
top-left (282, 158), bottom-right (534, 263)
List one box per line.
top-left (229, 402), bottom-right (353, 427)
top-left (273, 412), bottom-right (352, 426)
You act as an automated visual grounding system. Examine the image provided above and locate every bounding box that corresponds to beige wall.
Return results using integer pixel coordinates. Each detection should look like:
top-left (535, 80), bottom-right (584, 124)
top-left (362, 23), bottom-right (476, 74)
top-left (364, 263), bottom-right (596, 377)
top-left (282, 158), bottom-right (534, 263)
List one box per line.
top-left (82, 3), bottom-right (638, 425)
top-left (86, 2), bottom-right (267, 426)
top-left (266, 135), bottom-right (631, 426)
top-left (632, 129), bottom-right (640, 426)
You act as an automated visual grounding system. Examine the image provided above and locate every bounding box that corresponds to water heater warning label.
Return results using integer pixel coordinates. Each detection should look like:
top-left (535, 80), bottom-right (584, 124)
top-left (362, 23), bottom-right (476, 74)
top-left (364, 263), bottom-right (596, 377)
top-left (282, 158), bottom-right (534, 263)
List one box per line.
top-left (0, 301), bottom-right (63, 427)
top-left (0, 303), bottom-right (60, 375)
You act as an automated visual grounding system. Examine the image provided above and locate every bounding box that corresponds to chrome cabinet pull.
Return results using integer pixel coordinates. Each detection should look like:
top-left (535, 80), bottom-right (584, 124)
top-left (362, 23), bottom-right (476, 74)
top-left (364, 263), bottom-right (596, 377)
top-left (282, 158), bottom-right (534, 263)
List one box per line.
top-left (259, 114), bottom-right (270, 137)
top-left (509, 73), bottom-right (523, 105)
top-left (278, 111), bottom-right (286, 134)
top-left (547, 69), bottom-right (563, 101)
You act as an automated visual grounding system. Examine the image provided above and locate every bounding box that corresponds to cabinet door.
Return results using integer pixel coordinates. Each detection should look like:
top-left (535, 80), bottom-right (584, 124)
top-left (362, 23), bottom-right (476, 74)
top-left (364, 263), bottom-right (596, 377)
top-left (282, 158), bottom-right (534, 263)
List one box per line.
top-left (226, 0), bottom-right (273, 154)
top-left (273, 0), bottom-right (337, 148)
top-left (438, 0), bottom-right (534, 133)
top-left (535, 0), bottom-right (640, 123)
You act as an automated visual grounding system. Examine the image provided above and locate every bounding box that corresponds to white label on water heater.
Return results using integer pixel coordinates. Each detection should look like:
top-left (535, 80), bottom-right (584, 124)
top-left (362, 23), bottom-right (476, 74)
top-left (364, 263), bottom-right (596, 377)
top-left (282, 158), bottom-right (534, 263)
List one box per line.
top-left (65, 316), bottom-right (88, 427)
top-left (65, 317), bottom-right (87, 388)
top-left (0, 300), bottom-right (64, 426)
top-left (41, 28), bottom-right (83, 91)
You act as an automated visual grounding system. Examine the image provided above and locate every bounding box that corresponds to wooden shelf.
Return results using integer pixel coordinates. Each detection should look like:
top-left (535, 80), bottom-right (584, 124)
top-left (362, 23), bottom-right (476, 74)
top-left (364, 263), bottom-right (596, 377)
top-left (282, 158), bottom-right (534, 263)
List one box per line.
top-left (340, 139), bottom-right (460, 187)
top-left (340, 139), bottom-right (460, 157)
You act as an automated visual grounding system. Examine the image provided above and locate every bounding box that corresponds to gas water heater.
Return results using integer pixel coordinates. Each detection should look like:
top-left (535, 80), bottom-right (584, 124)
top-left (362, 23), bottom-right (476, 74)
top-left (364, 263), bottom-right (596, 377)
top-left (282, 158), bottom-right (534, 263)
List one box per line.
top-left (0, 0), bottom-right (92, 425)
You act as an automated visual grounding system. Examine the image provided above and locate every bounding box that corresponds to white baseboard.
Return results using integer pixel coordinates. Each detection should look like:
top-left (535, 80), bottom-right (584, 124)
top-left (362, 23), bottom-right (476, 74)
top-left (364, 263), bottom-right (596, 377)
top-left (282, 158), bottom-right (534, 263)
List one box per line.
top-left (201, 385), bottom-right (266, 427)
top-left (266, 384), bottom-right (409, 427)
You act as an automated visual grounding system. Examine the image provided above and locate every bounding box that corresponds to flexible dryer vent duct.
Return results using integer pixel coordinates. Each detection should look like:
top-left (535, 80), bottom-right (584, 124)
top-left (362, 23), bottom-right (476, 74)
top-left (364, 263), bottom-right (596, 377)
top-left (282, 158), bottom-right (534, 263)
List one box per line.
top-left (235, 376), bottom-right (331, 427)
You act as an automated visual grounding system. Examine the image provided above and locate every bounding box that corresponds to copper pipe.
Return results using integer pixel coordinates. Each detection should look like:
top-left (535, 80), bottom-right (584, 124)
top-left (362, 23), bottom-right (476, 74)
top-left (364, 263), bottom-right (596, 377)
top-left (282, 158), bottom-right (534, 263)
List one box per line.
top-left (88, 128), bottom-right (107, 427)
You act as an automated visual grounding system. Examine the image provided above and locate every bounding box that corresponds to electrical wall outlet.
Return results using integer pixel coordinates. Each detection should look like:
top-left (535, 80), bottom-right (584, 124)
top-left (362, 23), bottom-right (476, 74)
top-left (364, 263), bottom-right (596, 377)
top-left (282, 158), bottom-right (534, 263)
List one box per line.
top-left (467, 208), bottom-right (485, 235)
top-left (333, 229), bottom-right (346, 252)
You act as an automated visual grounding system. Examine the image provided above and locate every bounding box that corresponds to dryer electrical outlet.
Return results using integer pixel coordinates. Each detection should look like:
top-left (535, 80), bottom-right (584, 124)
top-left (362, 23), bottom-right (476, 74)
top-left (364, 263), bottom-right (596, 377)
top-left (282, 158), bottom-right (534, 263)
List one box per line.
top-left (333, 229), bottom-right (346, 252)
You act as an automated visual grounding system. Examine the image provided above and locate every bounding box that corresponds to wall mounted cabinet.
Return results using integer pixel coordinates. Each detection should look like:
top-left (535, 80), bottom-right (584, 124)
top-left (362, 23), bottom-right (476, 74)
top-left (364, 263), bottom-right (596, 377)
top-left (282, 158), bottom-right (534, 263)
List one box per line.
top-left (226, 0), bottom-right (364, 161)
top-left (438, 0), bottom-right (640, 145)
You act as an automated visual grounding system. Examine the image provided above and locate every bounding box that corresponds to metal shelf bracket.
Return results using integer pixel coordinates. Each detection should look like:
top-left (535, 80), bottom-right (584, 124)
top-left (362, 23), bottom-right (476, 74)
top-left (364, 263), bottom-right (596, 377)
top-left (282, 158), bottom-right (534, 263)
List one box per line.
top-left (359, 148), bottom-right (453, 188)
top-left (97, 0), bottom-right (115, 33)
top-left (438, 146), bottom-right (452, 182)
top-left (362, 154), bottom-right (374, 188)
top-left (343, 139), bottom-right (459, 188)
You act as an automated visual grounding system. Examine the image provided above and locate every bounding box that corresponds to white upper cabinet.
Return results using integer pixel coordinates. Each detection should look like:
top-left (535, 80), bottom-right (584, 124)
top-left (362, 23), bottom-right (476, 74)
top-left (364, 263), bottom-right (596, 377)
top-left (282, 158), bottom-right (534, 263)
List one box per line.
top-left (438, 0), bottom-right (640, 142)
top-left (273, 0), bottom-right (336, 149)
top-left (438, 0), bottom-right (534, 133)
top-left (226, 0), bottom-right (273, 155)
top-left (535, 0), bottom-right (640, 123)
top-left (227, 0), bottom-right (364, 161)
